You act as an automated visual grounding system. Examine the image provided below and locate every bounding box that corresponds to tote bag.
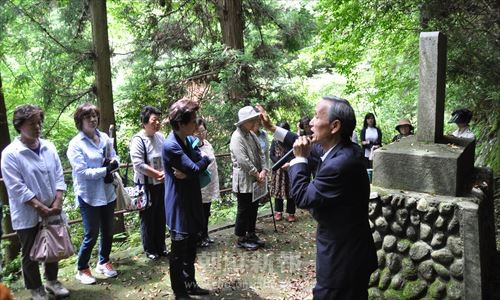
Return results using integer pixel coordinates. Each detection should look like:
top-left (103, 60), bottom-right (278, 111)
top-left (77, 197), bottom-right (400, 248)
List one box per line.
top-left (187, 136), bottom-right (212, 188)
top-left (29, 216), bottom-right (74, 263)
top-left (114, 172), bottom-right (148, 211)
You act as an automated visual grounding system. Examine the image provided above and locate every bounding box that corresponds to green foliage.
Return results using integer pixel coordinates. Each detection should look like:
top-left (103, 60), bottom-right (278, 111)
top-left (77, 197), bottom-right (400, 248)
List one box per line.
top-left (209, 193), bottom-right (238, 225)
top-left (0, 0), bottom-right (498, 283)
top-left (1, 254), bottom-right (21, 284)
top-left (107, 0), bottom-right (318, 151)
top-left (315, 0), bottom-right (499, 170)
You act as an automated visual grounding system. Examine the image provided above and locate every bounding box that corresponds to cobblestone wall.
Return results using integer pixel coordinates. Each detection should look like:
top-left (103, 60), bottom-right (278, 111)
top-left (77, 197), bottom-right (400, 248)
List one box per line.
top-left (367, 191), bottom-right (466, 299)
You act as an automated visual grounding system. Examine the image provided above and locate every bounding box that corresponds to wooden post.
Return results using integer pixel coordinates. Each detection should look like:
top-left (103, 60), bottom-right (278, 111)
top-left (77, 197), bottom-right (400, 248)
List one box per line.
top-left (0, 73), bottom-right (21, 262)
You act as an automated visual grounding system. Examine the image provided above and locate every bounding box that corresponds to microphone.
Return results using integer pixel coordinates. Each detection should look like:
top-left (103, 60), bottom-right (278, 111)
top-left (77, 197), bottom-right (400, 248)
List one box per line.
top-left (271, 148), bottom-right (295, 171)
top-left (271, 135), bottom-right (313, 171)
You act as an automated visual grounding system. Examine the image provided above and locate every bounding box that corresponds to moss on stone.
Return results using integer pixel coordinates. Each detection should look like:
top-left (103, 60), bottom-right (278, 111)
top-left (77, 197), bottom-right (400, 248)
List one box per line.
top-left (432, 262), bottom-right (450, 280)
top-left (401, 257), bottom-right (418, 280)
top-left (368, 287), bottom-right (384, 299)
top-left (384, 289), bottom-right (403, 300)
top-left (397, 239), bottom-right (412, 253)
top-left (446, 279), bottom-right (462, 300)
top-left (369, 269), bottom-right (380, 287)
top-left (402, 279), bottom-right (428, 300)
top-left (428, 279), bottom-right (447, 299)
top-left (378, 267), bottom-right (391, 290)
top-left (389, 273), bottom-right (405, 290)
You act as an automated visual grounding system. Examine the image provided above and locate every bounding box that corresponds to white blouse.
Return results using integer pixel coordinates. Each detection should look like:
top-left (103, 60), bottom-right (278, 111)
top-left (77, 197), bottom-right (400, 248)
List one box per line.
top-left (129, 130), bottom-right (165, 185)
top-left (199, 140), bottom-right (220, 203)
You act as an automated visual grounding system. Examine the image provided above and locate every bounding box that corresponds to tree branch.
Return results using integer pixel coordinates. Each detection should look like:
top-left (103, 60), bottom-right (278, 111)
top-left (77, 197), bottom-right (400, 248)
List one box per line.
top-left (6, 0), bottom-right (79, 54)
top-left (45, 88), bottom-right (93, 137)
top-left (158, 0), bottom-right (194, 20)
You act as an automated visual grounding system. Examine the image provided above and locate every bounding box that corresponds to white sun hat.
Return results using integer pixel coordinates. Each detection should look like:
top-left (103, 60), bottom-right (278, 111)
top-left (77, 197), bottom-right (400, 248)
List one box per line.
top-left (235, 106), bottom-right (261, 126)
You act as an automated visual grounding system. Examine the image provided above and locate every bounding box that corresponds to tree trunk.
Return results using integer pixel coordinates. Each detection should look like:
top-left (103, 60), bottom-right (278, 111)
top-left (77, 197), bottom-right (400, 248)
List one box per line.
top-left (214, 0), bottom-right (250, 103)
top-left (216, 0), bottom-right (244, 50)
top-left (0, 72), bottom-right (21, 263)
top-left (89, 0), bottom-right (125, 234)
top-left (89, 0), bottom-right (115, 132)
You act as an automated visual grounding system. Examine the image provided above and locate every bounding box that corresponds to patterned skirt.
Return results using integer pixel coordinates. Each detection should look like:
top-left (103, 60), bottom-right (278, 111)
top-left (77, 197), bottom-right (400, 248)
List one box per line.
top-left (271, 168), bottom-right (290, 199)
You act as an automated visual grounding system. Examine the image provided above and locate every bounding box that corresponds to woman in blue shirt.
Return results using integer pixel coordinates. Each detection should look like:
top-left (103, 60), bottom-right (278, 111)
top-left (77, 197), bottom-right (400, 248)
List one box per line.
top-left (67, 103), bottom-right (119, 285)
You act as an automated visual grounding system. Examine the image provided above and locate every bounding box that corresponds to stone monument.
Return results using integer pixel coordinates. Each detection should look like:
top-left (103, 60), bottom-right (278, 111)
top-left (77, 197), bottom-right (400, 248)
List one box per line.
top-left (367, 32), bottom-right (496, 299)
top-left (373, 32), bottom-right (475, 196)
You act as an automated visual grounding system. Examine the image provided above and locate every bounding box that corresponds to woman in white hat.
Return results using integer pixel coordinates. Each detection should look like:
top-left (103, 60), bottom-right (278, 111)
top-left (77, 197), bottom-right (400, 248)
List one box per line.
top-left (392, 118), bottom-right (414, 142)
top-left (230, 106), bottom-right (268, 250)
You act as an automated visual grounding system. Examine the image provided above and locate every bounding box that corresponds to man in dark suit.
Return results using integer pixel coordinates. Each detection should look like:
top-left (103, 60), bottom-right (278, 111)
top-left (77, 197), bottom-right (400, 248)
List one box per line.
top-left (259, 96), bottom-right (377, 299)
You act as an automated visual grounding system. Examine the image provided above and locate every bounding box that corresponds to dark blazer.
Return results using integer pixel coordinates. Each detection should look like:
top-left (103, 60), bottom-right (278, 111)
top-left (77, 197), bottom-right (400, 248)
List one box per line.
top-left (285, 132), bottom-right (377, 288)
top-left (360, 126), bottom-right (382, 153)
top-left (162, 132), bottom-right (211, 236)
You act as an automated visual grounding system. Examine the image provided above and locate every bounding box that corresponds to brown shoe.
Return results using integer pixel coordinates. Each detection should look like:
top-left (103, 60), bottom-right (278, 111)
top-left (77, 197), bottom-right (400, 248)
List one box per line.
top-left (275, 212), bottom-right (283, 221)
top-left (287, 214), bottom-right (296, 222)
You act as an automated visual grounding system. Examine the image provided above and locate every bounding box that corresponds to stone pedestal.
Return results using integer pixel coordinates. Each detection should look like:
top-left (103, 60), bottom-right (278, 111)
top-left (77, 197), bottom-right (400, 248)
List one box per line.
top-left (372, 135), bottom-right (475, 196)
top-left (367, 178), bottom-right (496, 299)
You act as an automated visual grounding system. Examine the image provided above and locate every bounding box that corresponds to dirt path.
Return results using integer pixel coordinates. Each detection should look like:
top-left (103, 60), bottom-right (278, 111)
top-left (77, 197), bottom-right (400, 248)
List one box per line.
top-left (10, 177), bottom-right (500, 299)
top-left (11, 210), bottom-right (317, 300)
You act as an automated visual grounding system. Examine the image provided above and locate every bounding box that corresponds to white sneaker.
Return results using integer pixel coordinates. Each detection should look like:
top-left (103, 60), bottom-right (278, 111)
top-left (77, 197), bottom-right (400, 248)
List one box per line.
top-left (76, 268), bottom-right (97, 285)
top-left (95, 261), bottom-right (118, 278)
top-left (30, 287), bottom-right (48, 300)
top-left (45, 280), bottom-right (70, 297)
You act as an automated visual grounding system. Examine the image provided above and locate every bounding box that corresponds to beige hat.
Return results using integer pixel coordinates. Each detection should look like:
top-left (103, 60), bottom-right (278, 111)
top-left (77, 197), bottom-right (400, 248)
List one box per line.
top-left (395, 118), bottom-right (414, 132)
top-left (235, 106), bottom-right (260, 126)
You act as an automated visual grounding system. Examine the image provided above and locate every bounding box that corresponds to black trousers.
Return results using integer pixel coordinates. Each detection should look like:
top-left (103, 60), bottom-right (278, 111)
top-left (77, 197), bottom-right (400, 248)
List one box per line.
top-left (17, 225), bottom-right (58, 290)
top-left (140, 184), bottom-right (166, 255)
top-left (275, 197), bottom-right (296, 214)
top-left (312, 276), bottom-right (370, 300)
top-left (202, 202), bottom-right (211, 238)
top-left (169, 235), bottom-right (198, 296)
top-left (363, 157), bottom-right (373, 169)
top-left (234, 193), bottom-right (258, 237)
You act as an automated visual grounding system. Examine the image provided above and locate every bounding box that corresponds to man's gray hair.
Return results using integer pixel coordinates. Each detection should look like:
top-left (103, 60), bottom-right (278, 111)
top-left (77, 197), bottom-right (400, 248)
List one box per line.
top-left (322, 96), bottom-right (356, 142)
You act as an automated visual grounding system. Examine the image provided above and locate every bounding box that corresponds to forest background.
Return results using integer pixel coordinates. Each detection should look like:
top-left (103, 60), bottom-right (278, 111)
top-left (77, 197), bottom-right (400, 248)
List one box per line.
top-left (0, 0), bottom-right (498, 284)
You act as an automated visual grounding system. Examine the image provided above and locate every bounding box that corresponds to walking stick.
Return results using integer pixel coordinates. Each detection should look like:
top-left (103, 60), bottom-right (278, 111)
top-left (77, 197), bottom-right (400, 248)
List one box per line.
top-left (268, 184), bottom-right (278, 233)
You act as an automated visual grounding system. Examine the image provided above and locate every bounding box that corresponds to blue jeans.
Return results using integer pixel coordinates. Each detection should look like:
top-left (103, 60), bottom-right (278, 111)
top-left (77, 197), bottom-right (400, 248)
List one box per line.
top-left (77, 197), bottom-right (116, 270)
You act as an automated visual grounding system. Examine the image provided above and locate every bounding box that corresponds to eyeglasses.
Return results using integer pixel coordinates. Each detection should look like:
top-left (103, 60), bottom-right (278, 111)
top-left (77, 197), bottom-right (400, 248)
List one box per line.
top-left (84, 114), bottom-right (98, 120)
